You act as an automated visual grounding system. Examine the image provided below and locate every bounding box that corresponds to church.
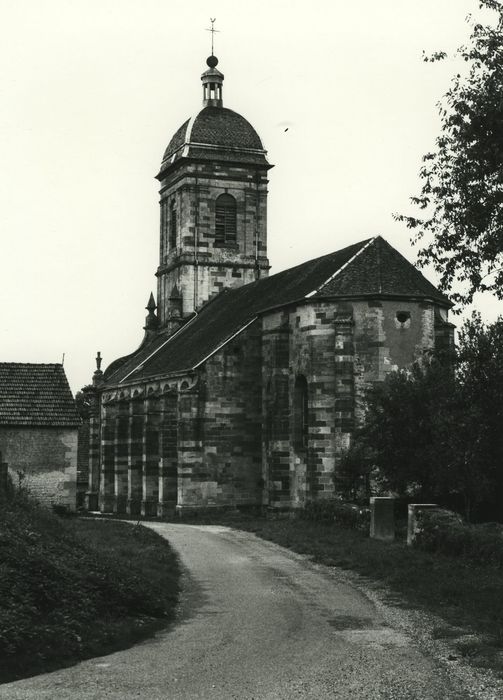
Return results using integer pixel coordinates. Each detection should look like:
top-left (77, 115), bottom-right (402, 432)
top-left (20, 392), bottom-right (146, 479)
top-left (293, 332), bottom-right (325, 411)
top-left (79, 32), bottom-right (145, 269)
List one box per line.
top-left (81, 51), bottom-right (454, 516)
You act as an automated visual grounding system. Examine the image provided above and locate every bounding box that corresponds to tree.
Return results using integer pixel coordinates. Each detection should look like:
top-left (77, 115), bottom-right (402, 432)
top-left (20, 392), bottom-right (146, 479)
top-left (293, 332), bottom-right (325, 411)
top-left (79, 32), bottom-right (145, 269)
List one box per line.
top-left (395, 1), bottom-right (503, 307)
top-left (352, 314), bottom-right (503, 520)
top-left (74, 385), bottom-right (94, 420)
top-left (353, 357), bottom-right (459, 502)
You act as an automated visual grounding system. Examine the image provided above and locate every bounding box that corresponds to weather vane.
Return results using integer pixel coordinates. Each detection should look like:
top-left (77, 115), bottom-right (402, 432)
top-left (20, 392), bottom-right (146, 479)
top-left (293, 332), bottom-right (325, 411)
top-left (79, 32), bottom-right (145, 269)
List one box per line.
top-left (206, 18), bottom-right (219, 56)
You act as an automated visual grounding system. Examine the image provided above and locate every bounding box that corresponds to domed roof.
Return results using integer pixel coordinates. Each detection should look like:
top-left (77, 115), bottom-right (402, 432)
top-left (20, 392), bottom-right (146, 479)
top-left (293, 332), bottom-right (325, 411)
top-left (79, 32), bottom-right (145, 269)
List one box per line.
top-left (158, 107), bottom-right (269, 177)
top-left (156, 55), bottom-right (271, 179)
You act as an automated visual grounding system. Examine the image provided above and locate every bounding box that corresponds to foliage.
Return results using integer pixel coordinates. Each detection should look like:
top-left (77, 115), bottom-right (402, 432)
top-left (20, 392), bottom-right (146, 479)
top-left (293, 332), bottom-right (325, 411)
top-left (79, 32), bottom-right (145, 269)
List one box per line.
top-left (338, 442), bottom-right (372, 502)
top-left (395, 1), bottom-right (503, 306)
top-left (353, 313), bottom-right (503, 520)
top-left (415, 507), bottom-right (503, 568)
top-left (301, 499), bottom-right (370, 532)
top-left (0, 497), bottom-right (180, 682)
top-left (74, 385), bottom-right (94, 419)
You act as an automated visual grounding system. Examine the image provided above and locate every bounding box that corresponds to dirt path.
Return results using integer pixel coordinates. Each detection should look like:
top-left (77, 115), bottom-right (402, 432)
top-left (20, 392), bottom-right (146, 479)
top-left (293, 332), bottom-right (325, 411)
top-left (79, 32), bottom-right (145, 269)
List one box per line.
top-left (0, 523), bottom-right (473, 699)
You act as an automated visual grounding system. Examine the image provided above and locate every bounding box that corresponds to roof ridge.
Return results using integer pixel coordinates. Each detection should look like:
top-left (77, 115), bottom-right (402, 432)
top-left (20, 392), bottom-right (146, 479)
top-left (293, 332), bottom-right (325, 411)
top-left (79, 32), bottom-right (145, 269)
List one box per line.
top-left (375, 236), bottom-right (451, 303)
top-left (219, 238), bottom-right (375, 298)
top-left (182, 113), bottom-right (198, 158)
top-left (376, 236), bottom-right (382, 294)
top-left (315, 234), bottom-right (451, 306)
top-left (306, 237), bottom-right (377, 298)
top-left (0, 362), bottom-right (63, 368)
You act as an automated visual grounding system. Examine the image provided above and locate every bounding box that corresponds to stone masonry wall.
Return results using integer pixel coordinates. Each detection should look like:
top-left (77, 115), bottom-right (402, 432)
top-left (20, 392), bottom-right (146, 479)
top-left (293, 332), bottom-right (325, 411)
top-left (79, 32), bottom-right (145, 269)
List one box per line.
top-left (262, 310), bottom-right (291, 508)
top-left (85, 297), bottom-right (440, 514)
top-left (177, 321), bottom-right (263, 509)
top-left (157, 162), bottom-right (270, 320)
top-left (261, 297), bottom-right (438, 508)
top-left (0, 427), bottom-right (77, 509)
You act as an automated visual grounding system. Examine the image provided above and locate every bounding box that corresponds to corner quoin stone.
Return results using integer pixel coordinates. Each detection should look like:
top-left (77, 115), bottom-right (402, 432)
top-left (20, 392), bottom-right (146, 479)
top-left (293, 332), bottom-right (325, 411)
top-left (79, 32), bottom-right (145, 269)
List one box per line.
top-left (370, 496), bottom-right (395, 541)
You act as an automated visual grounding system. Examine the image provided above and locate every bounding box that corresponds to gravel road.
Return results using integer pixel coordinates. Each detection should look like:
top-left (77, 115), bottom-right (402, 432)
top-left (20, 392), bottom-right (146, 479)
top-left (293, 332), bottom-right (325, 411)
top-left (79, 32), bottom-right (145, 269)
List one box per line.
top-left (0, 523), bottom-right (477, 699)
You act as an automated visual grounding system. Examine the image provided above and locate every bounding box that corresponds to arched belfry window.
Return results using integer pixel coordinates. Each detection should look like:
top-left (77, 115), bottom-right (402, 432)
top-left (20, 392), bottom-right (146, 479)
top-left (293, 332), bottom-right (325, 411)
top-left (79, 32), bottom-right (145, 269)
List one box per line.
top-left (169, 200), bottom-right (177, 249)
top-left (215, 193), bottom-right (237, 245)
top-left (293, 375), bottom-right (308, 451)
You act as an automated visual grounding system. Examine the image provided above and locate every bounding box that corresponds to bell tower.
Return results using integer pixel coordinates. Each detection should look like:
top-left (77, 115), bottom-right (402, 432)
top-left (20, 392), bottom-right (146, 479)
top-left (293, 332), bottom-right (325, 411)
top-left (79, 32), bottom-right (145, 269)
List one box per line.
top-left (155, 53), bottom-right (273, 327)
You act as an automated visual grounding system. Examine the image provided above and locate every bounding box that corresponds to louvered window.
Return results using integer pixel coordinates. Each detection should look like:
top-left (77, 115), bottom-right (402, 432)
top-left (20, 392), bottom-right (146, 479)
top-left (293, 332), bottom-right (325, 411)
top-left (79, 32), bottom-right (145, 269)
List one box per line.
top-left (215, 194), bottom-right (237, 244)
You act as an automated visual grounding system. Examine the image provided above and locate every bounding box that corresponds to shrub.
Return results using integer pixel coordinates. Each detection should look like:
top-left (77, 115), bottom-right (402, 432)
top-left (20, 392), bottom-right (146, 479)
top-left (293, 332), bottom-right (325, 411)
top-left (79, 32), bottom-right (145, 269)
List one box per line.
top-left (414, 508), bottom-right (503, 567)
top-left (301, 499), bottom-right (370, 532)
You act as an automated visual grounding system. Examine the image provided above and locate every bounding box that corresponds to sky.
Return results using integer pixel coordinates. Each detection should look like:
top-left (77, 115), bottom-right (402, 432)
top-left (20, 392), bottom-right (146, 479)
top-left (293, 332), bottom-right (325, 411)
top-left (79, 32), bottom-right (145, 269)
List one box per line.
top-left (0, 0), bottom-right (500, 394)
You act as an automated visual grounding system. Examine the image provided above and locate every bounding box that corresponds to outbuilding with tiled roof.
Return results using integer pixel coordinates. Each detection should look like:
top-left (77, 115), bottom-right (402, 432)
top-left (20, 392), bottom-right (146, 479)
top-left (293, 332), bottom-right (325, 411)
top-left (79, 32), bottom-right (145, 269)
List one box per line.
top-left (0, 363), bottom-right (79, 510)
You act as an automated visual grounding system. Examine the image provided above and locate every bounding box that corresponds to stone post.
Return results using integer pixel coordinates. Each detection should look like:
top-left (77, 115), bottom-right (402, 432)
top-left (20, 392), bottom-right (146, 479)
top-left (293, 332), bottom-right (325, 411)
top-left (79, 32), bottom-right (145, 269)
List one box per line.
top-left (370, 497), bottom-right (395, 541)
top-left (407, 503), bottom-right (438, 546)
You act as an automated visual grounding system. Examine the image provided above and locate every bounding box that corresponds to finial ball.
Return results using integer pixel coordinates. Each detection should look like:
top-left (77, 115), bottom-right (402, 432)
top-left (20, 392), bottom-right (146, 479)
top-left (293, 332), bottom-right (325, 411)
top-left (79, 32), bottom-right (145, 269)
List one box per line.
top-left (206, 55), bottom-right (219, 68)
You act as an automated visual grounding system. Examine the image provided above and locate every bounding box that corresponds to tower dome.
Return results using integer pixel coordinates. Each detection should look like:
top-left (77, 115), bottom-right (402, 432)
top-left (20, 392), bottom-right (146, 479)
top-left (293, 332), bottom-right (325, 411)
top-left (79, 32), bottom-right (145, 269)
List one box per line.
top-left (157, 55), bottom-right (269, 179)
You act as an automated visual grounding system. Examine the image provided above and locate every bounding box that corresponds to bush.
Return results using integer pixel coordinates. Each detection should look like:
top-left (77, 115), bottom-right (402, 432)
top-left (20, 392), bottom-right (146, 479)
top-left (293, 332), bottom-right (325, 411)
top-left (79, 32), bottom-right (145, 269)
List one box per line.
top-left (414, 508), bottom-right (503, 567)
top-left (301, 499), bottom-right (370, 532)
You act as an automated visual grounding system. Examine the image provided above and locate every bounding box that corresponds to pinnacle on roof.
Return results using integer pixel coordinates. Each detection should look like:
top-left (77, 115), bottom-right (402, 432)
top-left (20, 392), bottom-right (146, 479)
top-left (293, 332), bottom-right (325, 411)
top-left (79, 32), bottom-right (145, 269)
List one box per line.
top-left (146, 292), bottom-right (157, 311)
top-left (144, 292), bottom-right (159, 334)
top-left (170, 284), bottom-right (182, 300)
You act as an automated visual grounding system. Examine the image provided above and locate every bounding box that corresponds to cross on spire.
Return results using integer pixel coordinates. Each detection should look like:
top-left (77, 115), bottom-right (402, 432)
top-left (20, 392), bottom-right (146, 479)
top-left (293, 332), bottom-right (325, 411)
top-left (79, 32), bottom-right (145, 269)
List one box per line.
top-left (206, 18), bottom-right (219, 56)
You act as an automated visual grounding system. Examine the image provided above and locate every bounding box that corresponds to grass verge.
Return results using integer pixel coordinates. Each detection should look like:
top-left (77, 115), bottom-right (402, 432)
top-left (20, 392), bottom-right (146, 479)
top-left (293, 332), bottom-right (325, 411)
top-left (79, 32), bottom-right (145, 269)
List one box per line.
top-left (0, 499), bottom-right (180, 683)
top-left (180, 511), bottom-right (503, 676)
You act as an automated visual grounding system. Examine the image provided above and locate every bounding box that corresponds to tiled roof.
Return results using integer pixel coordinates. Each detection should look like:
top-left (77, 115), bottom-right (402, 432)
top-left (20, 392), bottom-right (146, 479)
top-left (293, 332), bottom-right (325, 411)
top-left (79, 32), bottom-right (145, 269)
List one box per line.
top-left (104, 239), bottom-right (367, 384)
top-left (0, 363), bottom-right (80, 427)
top-left (162, 119), bottom-right (190, 162)
top-left (190, 107), bottom-right (263, 149)
top-left (159, 107), bottom-right (269, 174)
top-left (319, 236), bottom-right (451, 304)
top-left (104, 236), bottom-right (451, 386)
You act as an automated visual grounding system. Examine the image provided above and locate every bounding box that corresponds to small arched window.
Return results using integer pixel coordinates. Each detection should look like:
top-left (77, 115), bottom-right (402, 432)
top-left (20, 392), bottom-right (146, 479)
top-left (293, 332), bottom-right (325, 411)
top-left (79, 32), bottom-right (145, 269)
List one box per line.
top-left (215, 193), bottom-right (237, 245)
top-left (293, 375), bottom-right (308, 451)
top-left (169, 200), bottom-right (177, 249)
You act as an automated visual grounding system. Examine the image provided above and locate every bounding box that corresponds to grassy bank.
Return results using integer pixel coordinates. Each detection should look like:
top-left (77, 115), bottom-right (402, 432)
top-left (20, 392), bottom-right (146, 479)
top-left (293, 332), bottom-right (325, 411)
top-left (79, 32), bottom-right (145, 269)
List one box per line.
top-left (181, 511), bottom-right (503, 676)
top-left (0, 499), bottom-right (180, 683)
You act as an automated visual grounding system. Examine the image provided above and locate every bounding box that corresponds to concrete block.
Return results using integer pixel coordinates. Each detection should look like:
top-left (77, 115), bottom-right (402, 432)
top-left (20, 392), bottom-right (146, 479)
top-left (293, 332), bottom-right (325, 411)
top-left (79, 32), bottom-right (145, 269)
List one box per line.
top-left (370, 497), bottom-right (395, 541)
top-left (407, 503), bottom-right (438, 546)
